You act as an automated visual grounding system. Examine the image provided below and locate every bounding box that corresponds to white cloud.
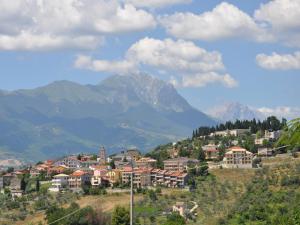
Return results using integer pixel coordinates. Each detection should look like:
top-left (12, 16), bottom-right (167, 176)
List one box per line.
top-left (75, 37), bottom-right (238, 88)
top-left (254, 0), bottom-right (300, 47)
top-left (160, 2), bottom-right (273, 41)
top-left (126, 38), bottom-right (225, 72)
top-left (0, 32), bottom-right (102, 51)
top-left (0, 0), bottom-right (156, 51)
top-left (74, 55), bottom-right (136, 74)
top-left (181, 73), bottom-right (238, 88)
top-left (254, 0), bottom-right (300, 31)
top-left (160, 0), bottom-right (300, 46)
top-left (123, 0), bottom-right (191, 8)
top-left (257, 106), bottom-right (300, 120)
top-left (256, 52), bottom-right (300, 70)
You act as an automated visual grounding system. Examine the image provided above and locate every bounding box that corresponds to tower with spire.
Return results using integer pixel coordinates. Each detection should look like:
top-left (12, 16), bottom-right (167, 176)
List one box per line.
top-left (99, 146), bottom-right (106, 165)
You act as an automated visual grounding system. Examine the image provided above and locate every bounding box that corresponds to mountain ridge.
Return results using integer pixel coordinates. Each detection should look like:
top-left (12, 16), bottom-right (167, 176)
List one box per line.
top-left (0, 73), bottom-right (216, 161)
top-left (207, 102), bottom-right (263, 122)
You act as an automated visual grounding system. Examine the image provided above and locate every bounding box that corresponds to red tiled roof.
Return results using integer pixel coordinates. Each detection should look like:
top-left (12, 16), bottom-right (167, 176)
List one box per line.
top-left (71, 170), bottom-right (87, 177)
top-left (122, 167), bottom-right (133, 172)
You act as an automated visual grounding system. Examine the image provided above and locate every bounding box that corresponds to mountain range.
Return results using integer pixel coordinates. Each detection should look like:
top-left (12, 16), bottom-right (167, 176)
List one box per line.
top-left (207, 102), bottom-right (263, 122)
top-left (0, 73), bottom-right (215, 162)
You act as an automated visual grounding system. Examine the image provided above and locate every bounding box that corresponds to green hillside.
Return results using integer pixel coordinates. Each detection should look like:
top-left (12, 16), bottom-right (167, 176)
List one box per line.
top-left (0, 74), bottom-right (216, 162)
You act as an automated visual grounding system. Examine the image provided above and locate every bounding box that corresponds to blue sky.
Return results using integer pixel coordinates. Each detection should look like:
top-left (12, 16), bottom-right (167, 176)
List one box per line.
top-left (0, 0), bottom-right (299, 118)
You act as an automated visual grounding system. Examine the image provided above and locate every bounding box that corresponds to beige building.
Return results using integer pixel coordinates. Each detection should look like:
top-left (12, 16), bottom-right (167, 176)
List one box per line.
top-left (106, 169), bottom-right (122, 185)
top-left (163, 157), bottom-right (199, 171)
top-left (151, 169), bottom-right (189, 188)
top-left (68, 170), bottom-right (92, 190)
top-left (135, 157), bottom-right (156, 168)
top-left (202, 144), bottom-right (219, 160)
top-left (212, 129), bottom-right (249, 137)
top-left (126, 149), bottom-right (141, 161)
top-left (222, 146), bottom-right (253, 169)
top-left (121, 167), bottom-right (151, 188)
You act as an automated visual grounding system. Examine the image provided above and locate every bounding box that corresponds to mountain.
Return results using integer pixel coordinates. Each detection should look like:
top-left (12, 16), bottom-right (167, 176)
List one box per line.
top-left (0, 73), bottom-right (215, 162)
top-left (207, 102), bottom-right (263, 122)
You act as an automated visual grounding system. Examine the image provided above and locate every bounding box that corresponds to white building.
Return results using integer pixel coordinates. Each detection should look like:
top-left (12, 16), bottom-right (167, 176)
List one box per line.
top-left (54, 156), bottom-right (81, 169)
top-left (258, 148), bottom-right (274, 157)
top-left (222, 146), bottom-right (253, 169)
top-left (49, 174), bottom-right (69, 192)
top-left (211, 129), bottom-right (249, 137)
top-left (265, 130), bottom-right (282, 140)
top-left (255, 138), bottom-right (267, 145)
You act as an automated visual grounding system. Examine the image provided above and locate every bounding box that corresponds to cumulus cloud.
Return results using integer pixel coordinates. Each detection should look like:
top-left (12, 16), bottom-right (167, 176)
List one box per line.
top-left (126, 38), bottom-right (225, 73)
top-left (181, 73), bottom-right (238, 88)
top-left (257, 106), bottom-right (300, 120)
top-left (160, 2), bottom-right (273, 41)
top-left (160, 0), bottom-right (300, 47)
top-left (256, 52), bottom-right (300, 70)
top-left (0, 32), bottom-right (102, 51)
top-left (254, 0), bottom-right (300, 31)
top-left (254, 0), bottom-right (300, 47)
top-left (75, 37), bottom-right (238, 88)
top-left (0, 0), bottom-right (156, 51)
top-left (74, 55), bottom-right (136, 74)
top-left (123, 0), bottom-right (191, 8)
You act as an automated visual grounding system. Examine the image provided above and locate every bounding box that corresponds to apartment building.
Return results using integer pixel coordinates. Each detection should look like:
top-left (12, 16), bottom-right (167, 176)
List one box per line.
top-left (222, 146), bottom-right (253, 169)
top-left (202, 144), bottom-right (219, 160)
top-left (54, 156), bottom-right (81, 169)
top-left (135, 157), bottom-right (157, 168)
top-left (68, 170), bottom-right (92, 190)
top-left (121, 167), bottom-right (151, 188)
top-left (150, 169), bottom-right (189, 188)
top-left (163, 157), bottom-right (199, 171)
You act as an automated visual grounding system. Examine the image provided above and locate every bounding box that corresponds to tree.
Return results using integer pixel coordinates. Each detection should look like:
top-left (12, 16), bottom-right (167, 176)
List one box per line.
top-left (111, 206), bottom-right (130, 225)
top-left (198, 163), bottom-right (209, 176)
top-left (36, 179), bottom-right (40, 192)
top-left (148, 190), bottom-right (157, 201)
top-left (20, 177), bottom-right (26, 191)
top-left (110, 160), bottom-right (116, 169)
top-left (163, 213), bottom-right (186, 225)
top-left (197, 148), bottom-right (206, 161)
top-left (6, 167), bottom-right (14, 173)
top-left (91, 154), bottom-right (97, 160)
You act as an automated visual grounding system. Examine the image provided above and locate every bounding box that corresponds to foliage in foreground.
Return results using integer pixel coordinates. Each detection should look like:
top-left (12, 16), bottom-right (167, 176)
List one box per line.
top-left (46, 202), bottom-right (110, 225)
top-left (223, 164), bottom-right (300, 225)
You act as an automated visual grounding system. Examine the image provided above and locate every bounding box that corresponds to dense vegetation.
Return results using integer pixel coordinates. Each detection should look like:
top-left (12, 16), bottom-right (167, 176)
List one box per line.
top-left (277, 118), bottom-right (300, 151)
top-left (193, 116), bottom-right (286, 137)
top-left (46, 202), bottom-right (110, 225)
top-left (223, 162), bottom-right (300, 225)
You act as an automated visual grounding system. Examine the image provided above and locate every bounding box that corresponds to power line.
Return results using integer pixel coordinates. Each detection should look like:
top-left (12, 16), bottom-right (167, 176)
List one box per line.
top-left (48, 207), bottom-right (83, 225)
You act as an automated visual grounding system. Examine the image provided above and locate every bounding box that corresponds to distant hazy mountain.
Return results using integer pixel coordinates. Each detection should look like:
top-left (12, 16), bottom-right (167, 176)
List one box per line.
top-left (208, 102), bottom-right (263, 122)
top-left (0, 73), bottom-right (215, 161)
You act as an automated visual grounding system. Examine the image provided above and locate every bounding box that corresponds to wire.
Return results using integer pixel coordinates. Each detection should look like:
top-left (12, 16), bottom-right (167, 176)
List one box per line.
top-left (47, 207), bottom-right (83, 225)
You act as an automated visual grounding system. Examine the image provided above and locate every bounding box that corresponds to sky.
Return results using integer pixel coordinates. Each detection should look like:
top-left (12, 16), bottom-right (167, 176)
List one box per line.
top-left (0, 0), bottom-right (299, 119)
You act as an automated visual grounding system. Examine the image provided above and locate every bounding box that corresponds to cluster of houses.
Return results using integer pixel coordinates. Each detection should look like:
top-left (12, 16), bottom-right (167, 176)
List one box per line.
top-left (0, 128), bottom-right (284, 195)
top-left (47, 152), bottom-right (198, 192)
top-left (254, 130), bottom-right (282, 145)
top-left (0, 143), bottom-right (265, 195)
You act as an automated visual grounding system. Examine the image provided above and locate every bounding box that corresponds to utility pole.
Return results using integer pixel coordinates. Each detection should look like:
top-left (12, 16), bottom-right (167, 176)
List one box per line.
top-left (130, 162), bottom-right (134, 225)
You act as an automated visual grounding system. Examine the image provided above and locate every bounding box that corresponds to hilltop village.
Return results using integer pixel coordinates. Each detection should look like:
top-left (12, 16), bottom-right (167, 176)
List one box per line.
top-left (0, 117), bottom-right (288, 197)
top-left (0, 117), bottom-right (300, 225)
